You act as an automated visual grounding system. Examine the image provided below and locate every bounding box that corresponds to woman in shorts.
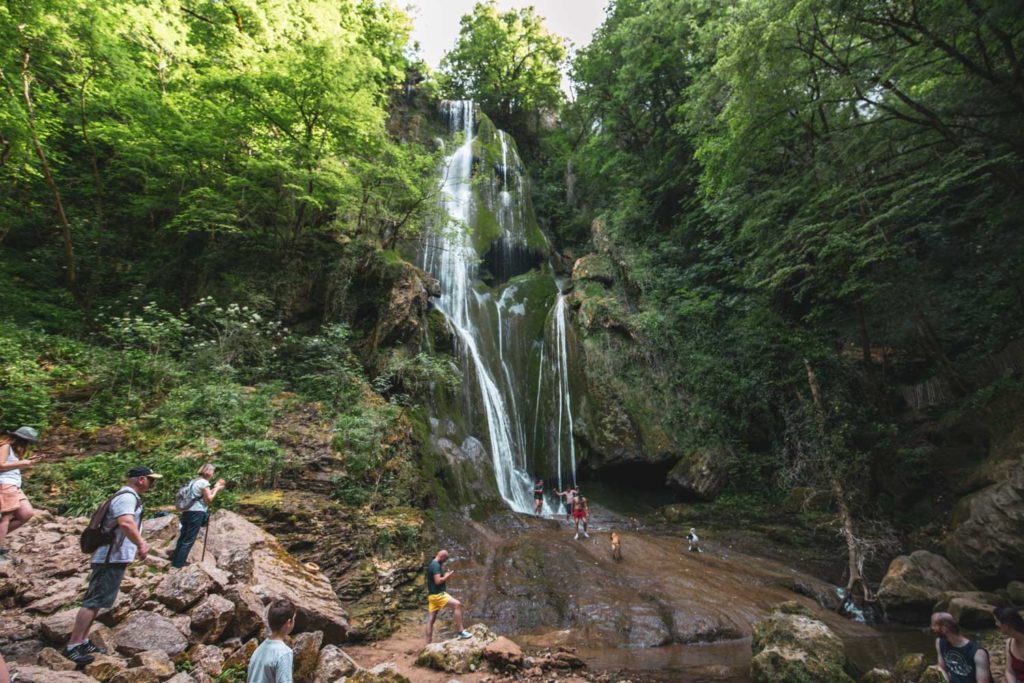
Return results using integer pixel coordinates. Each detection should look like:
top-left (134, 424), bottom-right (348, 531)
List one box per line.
top-left (0, 426), bottom-right (40, 562)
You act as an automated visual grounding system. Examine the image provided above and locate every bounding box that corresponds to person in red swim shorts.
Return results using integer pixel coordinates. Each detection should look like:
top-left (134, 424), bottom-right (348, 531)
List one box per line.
top-left (571, 488), bottom-right (589, 540)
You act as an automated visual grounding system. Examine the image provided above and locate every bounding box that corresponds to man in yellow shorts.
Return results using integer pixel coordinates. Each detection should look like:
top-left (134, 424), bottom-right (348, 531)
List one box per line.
top-left (425, 548), bottom-right (472, 643)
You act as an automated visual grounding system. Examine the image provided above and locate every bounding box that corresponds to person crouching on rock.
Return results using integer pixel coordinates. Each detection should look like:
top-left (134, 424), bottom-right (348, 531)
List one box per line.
top-left (247, 598), bottom-right (296, 683)
top-left (426, 549), bottom-right (471, 644)
top-left (0, 426), bottom-right (40, 562)
top-left (170, 462), bottom-right (226, 568)
top-left (64, 466), bottom-right (162, 667)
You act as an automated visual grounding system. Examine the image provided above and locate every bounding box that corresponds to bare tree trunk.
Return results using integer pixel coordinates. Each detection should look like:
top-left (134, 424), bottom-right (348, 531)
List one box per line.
top-left (804, 359), bottom-right (875, 607)
top-left (20, 48), bottom-right (77, 294)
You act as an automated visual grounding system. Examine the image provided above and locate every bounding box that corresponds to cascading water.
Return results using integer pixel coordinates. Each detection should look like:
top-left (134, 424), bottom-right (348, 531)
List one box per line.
top-left (419, 101), bottom-right (578, 514)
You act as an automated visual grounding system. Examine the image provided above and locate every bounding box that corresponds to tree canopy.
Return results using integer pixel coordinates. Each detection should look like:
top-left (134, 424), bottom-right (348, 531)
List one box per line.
top-left (439, 1), bottom-right (566, 136)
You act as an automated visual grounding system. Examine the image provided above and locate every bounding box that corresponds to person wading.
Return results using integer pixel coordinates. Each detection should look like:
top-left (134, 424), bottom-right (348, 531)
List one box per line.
top-left (931, 611), bottom-right (992, 683)
top-left (425, 549), bottom-right (471, 644)
top-left (0, 426), bottom-right (39, 562)
top-left (64, 466), bottom-right (162, 667)
top-left (170, 463), bottom-right (225, 568)
top-left (995, 606), bottom-right (1024, 683)
top-left (533, 478), bottom-right (544, 516)
top-left (572, 488), bottom-right (590, 540)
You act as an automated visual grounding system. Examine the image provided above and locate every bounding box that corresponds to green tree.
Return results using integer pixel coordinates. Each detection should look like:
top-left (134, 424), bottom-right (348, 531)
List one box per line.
top-left (439, 1), bottom-right (565, 136)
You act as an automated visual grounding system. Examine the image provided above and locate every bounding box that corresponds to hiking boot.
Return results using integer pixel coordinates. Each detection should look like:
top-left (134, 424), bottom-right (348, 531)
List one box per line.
top-left (457, 630), bottom-right (472, 640)
top-left (62, 644), bottom-right (95, 668)
top-left (79, 639), bottom-right (106, 655)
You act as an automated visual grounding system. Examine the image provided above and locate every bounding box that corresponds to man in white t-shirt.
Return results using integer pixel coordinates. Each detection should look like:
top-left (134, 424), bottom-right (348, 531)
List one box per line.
top-left (170, 463), bottom-right (225, 568)
top-left (64, 466), bottom-right (162, 667)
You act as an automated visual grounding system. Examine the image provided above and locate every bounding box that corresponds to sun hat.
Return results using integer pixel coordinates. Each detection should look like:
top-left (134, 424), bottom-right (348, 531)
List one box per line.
top-left (8, 426), bottom-right (39, 443)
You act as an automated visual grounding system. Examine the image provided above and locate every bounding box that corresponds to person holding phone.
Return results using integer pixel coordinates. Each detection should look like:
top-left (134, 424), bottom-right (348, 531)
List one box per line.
top-left (425, 548), bottom-right (472, 644)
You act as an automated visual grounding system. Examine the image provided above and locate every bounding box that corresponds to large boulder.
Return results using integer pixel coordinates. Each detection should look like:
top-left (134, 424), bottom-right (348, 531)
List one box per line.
top-left (189, 594), bottom-right (235, 643)
top-left (750, 606), bottom-right (854, 683)
top-left (416, 623), bottom-right (497, 673)
top-left (945, 459), bottom-right (1024, 586)
top-left (481, 636), bottom-right (524, 672)
top-left (666, 446), bottom-right (731, 501)
top-left (291, 630), bottom-right (323, 683)
top-left (223, 584), bottom-right (264, 639)
top-left (10, 665), bottom-right (97, 682)
top-left (154, 565), bottom-right (214, 612)
top-left (935, 591), bottom-right (1007, 628)
top-left (129, 651), bottom-right (176, 679)
top-left (113, 611), bottom-right (189, 657)
top-left (877, 551), bottom-right (975, 622)
top-left (204, 511), bottom-right (349, 643)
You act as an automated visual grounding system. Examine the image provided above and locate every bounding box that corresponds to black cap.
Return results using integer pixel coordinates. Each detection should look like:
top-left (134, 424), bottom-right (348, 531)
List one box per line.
top-left (127, 466), bottom-right (163, 479)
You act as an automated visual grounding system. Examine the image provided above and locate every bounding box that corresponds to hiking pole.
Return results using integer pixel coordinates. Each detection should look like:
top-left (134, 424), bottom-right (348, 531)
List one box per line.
top-left (200, 516), bottom-right (211, 562)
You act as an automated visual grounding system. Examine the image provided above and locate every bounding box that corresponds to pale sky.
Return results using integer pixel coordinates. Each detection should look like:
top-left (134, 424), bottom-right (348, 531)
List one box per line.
top-left (405, 0), bottom-right (608, 94)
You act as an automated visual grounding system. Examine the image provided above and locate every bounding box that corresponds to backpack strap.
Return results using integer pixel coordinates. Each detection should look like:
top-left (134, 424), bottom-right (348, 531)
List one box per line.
top-left (104, 490), bottom-right (142, 564)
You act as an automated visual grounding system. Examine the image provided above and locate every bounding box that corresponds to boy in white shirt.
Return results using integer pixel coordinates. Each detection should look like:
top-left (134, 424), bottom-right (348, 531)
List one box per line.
top-left (248, 598), bottom-right (296, 683)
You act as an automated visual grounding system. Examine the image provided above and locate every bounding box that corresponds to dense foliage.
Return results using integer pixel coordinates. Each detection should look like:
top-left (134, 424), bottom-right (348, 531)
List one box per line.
top-left (438, 1), bottom-right (565, 147)
top-left (557, 0), bottom-right (1024, 505)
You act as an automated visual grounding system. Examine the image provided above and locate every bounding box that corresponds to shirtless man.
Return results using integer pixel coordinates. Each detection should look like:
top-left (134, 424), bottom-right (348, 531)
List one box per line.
top-left (571, 489), bottom-right (589, 540)
top-left (555, 486), bottom-right (576, 521)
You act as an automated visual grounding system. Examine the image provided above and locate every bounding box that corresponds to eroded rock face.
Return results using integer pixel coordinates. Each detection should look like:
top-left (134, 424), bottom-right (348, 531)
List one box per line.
top-left (944, 458), bottom-right (1024, 587)
top-left (416, 623), bottom-right (498, 673)
top-left (205, 511), bottom-right (349, 643)
top-left (877, 550), bottom-right (976, 623)
top-left (750, 607), bottom-right (854, 683)
top-left (665, 446), bottom-right (731, 500)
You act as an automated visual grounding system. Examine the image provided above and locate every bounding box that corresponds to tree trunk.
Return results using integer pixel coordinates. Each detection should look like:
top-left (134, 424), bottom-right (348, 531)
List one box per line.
top-left (20, 48), bottom-right (77, 294)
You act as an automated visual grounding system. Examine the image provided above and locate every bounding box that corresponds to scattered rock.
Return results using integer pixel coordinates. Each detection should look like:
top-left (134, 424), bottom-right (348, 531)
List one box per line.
top-left (417, 624), bottom-right (497, 673)
top-left (313, 644), bottom-right (358, 683)
top-left (750, 606), bottom-right (854, 683)
top-left (114, 611), bottom-right (189, 657)
top-left (84, 654), bottom-right (129, 681)
top-left (894, 652), bottom-right (927, 681)
top-left (129, 650), bottom-right (176, 679)
top-left (25, 576), bottom-right (86, 615)
top-left (155, 565), bottom-right (214, 612)
top-left (223, 585), bottom-right (264, 639)
top-left (877, 550), bottom-right (975, 623)
top-left (918, 666), bottom-right (947, 683)
top-left (189, 644), bottom-right (225, 677)
top-left (90, 625), bottom-right (119, 654)
top-left (39, 608), bottom-right (80, 644)
top-left (205, 511), bottom-right (349, 643)
top-left (936, 591), bottom-right (1006, 628)
top-left (223, 639), bottom-right (259, 670)
top-left (349, 661), bottom-right (411, 683)
top-left (110, 667), bottom-right (161, 683)
top-left (291, 630), bottom-right (324, 682)
top-left (481, 636), bottom-right (523, 672)
top-left (860, 669), bottom-right (897, 683)
top-left (165, 674), bottom-right (196, 683)
top-left (189, 593), bottom-right (235, 643)
top-left (36, 647), bottom-right (76, 672)
top-left (141, 515), bottom-right (179, 547)
top-left (9, 665), bottom-right (97, 682)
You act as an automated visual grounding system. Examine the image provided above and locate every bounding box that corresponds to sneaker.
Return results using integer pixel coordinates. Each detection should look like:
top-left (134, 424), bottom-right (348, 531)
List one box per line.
top-left (62, 645), bottom-right (95, 668)
top-left (583, 532), bottom-right (590, 538)
top-left (574, 533), bottom-right (580, 540)
top-left (457, 630), bottom-right (472, 640)
top-left (79, 639), bottom-right (106, 655)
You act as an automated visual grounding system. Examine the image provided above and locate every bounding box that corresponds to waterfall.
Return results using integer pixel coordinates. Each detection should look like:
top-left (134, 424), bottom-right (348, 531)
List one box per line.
top-left (420, 100), bottom-right (573, 515)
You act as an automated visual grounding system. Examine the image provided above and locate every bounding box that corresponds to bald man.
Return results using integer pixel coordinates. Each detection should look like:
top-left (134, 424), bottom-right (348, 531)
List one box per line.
top-left (931, 611), bottom-right (992, 683)
top-left (425, 549), bottom-right (472, 644)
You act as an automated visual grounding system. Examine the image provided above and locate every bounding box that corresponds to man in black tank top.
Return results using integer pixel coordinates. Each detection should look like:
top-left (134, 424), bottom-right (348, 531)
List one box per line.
top-left (931, 612), bottom-right (992, 683)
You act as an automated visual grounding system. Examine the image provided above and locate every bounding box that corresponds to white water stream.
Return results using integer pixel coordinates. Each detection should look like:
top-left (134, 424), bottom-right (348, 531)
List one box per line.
top-left (420, 101), bottom-right (575, 514)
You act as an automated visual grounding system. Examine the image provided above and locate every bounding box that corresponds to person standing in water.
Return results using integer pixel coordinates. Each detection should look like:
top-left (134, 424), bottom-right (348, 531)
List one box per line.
top-left (931, 611), bottom-right (992, 683)
top-left (533, 478), bottom-right (544, 516)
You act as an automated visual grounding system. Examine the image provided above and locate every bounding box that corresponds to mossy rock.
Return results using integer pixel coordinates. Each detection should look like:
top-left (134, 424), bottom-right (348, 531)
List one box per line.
top-left (894, 652), bottom-right (927, 681)
top-left (750, 645), bottom-right (855, 683)
top-left (775, 601), bottom-right (813, 617)
top-left (917, 666), bottom-right (947, 683)
top-left (571, 254), bottom-right (616, 285)
top-left (1007, 580), bottom-right (1024, 605)
top-left (859, 669), bottom-right (897, 683)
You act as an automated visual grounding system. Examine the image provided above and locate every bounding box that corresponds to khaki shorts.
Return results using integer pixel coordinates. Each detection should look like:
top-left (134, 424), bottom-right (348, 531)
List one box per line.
top-left (0, 484), bottom-right (28, 514)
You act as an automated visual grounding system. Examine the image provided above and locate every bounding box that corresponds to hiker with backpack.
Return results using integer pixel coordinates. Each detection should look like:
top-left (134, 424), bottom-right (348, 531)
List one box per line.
top-left (170, 463), bottom-right (225, 568)
top-left (64, 465), bottom-right (162, 667)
